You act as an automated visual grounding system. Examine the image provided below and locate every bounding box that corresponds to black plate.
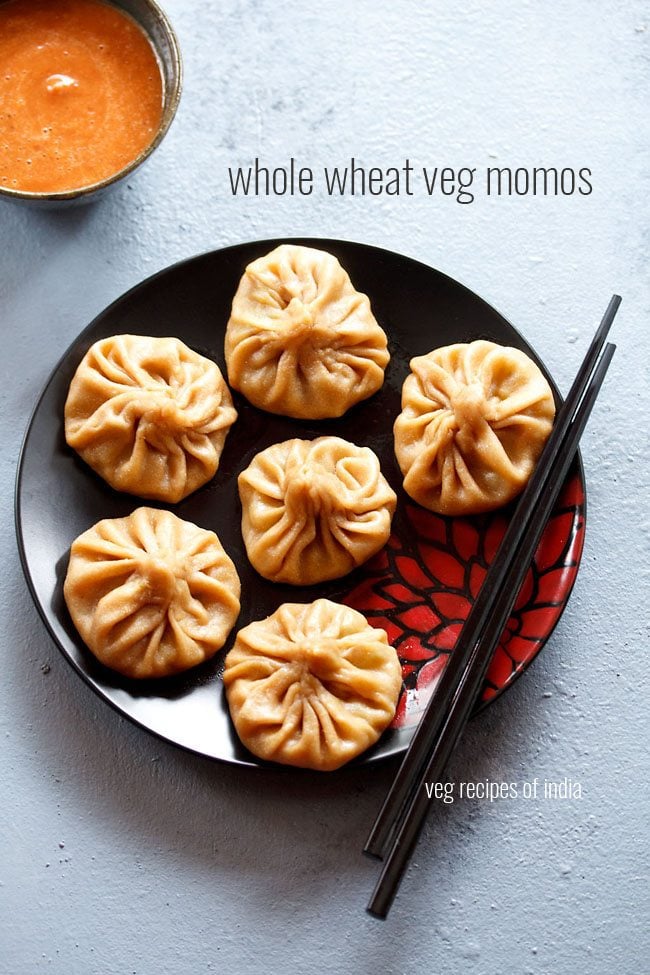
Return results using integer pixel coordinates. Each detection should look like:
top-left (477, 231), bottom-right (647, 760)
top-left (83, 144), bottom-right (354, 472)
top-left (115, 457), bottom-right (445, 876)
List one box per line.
top-left (15, 238), bottom-right (582, 768)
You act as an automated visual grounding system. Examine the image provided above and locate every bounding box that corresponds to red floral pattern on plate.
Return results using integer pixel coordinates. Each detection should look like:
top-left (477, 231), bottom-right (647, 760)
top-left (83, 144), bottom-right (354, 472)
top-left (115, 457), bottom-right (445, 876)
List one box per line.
top-left (343, 474), bottom-right (585, 728)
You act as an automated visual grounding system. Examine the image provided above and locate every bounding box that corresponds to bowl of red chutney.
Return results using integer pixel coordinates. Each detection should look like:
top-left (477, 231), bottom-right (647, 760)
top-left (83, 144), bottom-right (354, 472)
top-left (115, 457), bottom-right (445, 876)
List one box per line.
top-left (0, 0), bottom-right (182, 205)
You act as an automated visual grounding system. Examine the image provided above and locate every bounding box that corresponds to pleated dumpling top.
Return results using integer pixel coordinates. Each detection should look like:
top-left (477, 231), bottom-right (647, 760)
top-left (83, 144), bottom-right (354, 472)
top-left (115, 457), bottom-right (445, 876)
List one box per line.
top-left (238, 436), bottom-right (396, 585)
top-left (394, 340), bottom-right (555, 515)
top-left (65, 334), bottom-right (237, 503)
top-left (225, 244), bottom-right (389, 419)
top-left (64, 507), bottom-right (241, 679)
top-left (223, 599), bottom-right (402, 770)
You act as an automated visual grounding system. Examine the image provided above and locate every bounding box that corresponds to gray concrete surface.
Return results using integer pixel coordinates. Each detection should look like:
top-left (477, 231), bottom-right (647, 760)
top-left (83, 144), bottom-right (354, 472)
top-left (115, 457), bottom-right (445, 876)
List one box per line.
top-left (1, 1), bottom-right (648, 973)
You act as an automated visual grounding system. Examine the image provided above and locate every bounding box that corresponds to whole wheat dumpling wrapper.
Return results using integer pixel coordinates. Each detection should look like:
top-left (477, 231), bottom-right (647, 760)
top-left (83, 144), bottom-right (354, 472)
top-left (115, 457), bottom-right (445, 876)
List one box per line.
top-left (64, 507), bottom-right (241, 679)
top-left (239, 436), bottom-right (397, 585)
top-left (65, 334), bottom-right (237, 503)
top-left (394, 340), bottom-right (556, 515)
top-left (225, 244), bottom-right (389, 418)
top-left (223, 599), bottom-right (402, 770)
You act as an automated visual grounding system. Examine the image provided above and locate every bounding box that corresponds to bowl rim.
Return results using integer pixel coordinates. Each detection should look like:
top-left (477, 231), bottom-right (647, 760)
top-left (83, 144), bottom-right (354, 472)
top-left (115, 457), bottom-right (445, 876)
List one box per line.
top-left (0, 0), bottom-right (183, 203)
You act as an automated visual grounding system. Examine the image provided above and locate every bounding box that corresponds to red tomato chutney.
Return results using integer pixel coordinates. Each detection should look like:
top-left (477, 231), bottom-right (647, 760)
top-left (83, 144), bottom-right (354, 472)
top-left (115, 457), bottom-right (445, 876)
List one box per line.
top-left (0, 0), bottom-right (164, 193)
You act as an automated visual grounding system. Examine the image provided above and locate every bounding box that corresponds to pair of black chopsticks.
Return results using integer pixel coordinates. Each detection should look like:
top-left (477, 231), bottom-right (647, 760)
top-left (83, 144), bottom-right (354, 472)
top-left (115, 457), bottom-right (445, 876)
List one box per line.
top-left (365, 295), bottom-right (621, 919)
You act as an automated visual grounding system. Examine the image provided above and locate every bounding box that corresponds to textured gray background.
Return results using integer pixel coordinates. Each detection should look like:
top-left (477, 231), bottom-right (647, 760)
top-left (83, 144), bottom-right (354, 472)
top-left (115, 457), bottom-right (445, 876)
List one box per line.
top-left (1, 1), bottom-right (649, 973)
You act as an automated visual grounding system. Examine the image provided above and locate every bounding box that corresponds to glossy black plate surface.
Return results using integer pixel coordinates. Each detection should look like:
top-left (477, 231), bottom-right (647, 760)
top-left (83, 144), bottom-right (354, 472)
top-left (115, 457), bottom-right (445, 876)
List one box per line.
top-left (15, 238), bottom-right (582, 767)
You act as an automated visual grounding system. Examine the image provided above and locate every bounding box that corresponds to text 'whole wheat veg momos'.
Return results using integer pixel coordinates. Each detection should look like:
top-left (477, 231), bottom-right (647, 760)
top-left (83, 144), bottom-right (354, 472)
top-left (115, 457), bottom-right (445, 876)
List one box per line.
top-left (64, 507), bottom-right (241, 679)
top-left (238, 436), bottom-right (397, 585)
top-left (225, 244), bottom-right (389, 419)
top-left (223, 599), bottom-right (403, 770)
top-left (394, 340), bottom-right (556, 515)
top-left (65, 334), bottom-right (237, 503)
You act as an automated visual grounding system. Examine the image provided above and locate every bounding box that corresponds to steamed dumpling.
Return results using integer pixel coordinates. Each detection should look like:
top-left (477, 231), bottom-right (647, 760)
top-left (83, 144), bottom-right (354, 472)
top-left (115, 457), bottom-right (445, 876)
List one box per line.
top-left (64, 507), bottom-right (241, 679)
top-left (394, 340), bottom-right (556, 515)
top-left (225, 244), bottom-right (389, 418)
top-left (223, 599), bottom-right (402, 770)
top-left (238, 436), bottom-right (397, 585)
top-left (65, 334), bottom-right (237, 503)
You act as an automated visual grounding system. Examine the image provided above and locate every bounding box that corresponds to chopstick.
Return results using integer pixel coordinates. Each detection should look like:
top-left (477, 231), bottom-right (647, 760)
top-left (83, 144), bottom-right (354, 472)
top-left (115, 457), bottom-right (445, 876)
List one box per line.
top-left (365, 295), bottom-right (620, 863)
top-left (364, 296), bottom-right (620, 918)
top-left (367, 340), bottom-right (616, 917)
